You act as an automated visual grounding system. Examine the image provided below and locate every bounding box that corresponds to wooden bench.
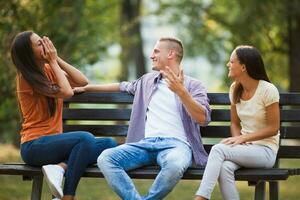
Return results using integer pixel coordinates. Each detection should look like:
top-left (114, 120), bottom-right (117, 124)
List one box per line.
top-left (1, 92), bottom-right (300, 200)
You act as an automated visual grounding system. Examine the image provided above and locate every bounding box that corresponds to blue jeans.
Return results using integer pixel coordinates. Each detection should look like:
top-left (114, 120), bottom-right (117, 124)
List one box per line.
top-left (21, 131), bottom-right (117, 196)
top-left (97, 137), bottom-right (192, 200)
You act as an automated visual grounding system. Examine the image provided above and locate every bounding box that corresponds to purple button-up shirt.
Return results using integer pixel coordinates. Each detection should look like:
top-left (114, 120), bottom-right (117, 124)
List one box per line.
top-left (120, 71), bottom-right (211, 166)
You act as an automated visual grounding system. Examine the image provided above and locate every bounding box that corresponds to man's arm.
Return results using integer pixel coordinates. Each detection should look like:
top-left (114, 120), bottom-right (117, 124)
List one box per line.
top-left (73, 83), bottom-right (120, 93)
top-left (74, 75), bottom-right (143, 94)
top-left (177, 87), bottom-right (207, 125)
top-left (161, 67), bottom-right (209, 125)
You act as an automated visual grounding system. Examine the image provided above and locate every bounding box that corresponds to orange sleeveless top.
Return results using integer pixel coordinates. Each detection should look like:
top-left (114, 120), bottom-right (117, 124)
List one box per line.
top-left (16, 64), bottom-right (63, 144)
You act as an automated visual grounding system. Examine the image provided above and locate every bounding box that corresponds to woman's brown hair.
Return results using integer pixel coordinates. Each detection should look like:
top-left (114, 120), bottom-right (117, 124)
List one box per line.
top-left (232, 45), bottom-right (270, 104)
top-left (11, 31), bottom-right (59, 116)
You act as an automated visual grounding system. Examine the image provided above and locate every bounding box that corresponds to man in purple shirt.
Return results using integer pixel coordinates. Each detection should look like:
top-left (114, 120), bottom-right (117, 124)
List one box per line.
top-left (74, 37), bottom-right (211, 200)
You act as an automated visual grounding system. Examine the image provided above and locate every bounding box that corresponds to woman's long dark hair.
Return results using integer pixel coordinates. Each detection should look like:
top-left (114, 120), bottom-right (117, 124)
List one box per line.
top-left (11, 31), bottom-right (59, 116)
top-left (232, 45), bottom-right (270, 104)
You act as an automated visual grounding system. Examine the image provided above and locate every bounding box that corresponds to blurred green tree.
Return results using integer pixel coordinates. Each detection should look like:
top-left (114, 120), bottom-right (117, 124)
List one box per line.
top-left (119, 0), bottom-right (146, 81)
top-left (155, 0), bottom-right (300, 91)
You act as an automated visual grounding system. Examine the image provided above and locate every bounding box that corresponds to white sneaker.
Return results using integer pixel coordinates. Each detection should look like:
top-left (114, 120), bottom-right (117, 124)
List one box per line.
top-left (42, 164), bottom-right (64, 199)
top-left (52, 198), bottom-right (61, 200)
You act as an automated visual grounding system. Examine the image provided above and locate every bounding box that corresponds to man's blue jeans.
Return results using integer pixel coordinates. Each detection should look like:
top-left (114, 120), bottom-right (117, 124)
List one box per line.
top-left (21, 131), bottom-right (117, 196)
top-left (97, 137), bottom-right (192, 200)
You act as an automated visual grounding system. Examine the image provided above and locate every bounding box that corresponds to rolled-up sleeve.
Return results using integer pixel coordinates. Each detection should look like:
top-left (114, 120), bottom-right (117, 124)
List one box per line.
top-left (190, 81), bottom-right (211, 126)
top-left (119, 77), bottom-right (142, 95)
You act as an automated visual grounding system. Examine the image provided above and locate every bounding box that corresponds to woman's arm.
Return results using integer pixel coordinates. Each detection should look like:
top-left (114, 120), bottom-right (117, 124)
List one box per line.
top-left (41, 37), bottom-right (73, 98)
top-left (239, 102), bottom-right (280, 141)
top-left (57, 56), bottom-right (89, 87)
top-left (222, 102), bottom-right (280, 145)
top-left (230, 104), bottom-right (242, 137)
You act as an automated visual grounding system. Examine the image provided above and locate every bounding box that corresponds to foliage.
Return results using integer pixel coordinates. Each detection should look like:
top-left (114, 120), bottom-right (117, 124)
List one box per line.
top-left (155, 0), bottom-right (299, 91)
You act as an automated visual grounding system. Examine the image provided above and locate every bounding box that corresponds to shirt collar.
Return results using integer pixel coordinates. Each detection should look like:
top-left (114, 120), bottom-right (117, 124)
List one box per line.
top-left (153, 72), bottom-right (163, 84)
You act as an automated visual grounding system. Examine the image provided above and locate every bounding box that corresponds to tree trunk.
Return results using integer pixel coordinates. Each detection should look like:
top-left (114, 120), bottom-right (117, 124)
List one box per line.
top-left (288, 0), bottom-right (300, 92)
top-left (119, 0), bottom-right (145, 81)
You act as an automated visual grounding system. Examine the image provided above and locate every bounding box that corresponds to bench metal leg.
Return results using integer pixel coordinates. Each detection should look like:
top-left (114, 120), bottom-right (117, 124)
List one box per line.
top-left (31, 176), bottom-right (43, 200)
top-left (269, 181), bottom-right (279, 200)
top-left (254, 181), bottom-right (265, 200)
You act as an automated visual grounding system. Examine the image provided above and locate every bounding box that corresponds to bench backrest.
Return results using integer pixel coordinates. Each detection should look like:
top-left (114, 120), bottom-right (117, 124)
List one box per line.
top-left (63, 92), bottom-right (300, 160)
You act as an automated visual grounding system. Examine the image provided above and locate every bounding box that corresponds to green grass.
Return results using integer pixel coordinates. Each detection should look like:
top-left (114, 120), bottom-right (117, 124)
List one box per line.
top-left (0, 144), bottom-right (299, 200)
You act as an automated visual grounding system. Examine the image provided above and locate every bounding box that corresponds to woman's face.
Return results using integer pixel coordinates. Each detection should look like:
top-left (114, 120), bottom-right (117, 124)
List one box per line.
top-left (226, 51), bottom-right (245, 79)
top-left (30, 33), bottom-right (45, 62)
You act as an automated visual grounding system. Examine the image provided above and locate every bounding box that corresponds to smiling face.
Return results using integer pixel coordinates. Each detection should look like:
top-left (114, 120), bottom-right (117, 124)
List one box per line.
top-left (227, 50), bottom-right (246, 79)
top-left (150, 41), bottom-right (170, 71)
top-left (30, 33), bottom-right (45, 62)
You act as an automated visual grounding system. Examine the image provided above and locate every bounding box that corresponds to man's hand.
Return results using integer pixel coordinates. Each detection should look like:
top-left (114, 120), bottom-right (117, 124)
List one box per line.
top-left (73, 87), bottom-right (86, 94)
top-left (161, 66), bottom-right (208, 125)
top-left (160, 66), bottom-right (186, 96)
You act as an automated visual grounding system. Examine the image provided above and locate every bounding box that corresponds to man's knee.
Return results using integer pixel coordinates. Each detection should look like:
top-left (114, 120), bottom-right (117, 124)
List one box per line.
top-left (97, 148), bottom-right (115, 169)
top-left (162, 152), bottom-right (191, 175)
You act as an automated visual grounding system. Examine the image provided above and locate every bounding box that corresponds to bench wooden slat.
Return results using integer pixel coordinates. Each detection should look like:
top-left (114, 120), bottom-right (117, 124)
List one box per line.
top-left (280, 110), bottom-right (300, 122)
top-left (201, 126), bottom-right (300, 139)
top-left (63, 125), bottom-right (129, 136)
top-left (63, 92), bottom-right (300, 105)
top-left (207, 93), bottom-right (230, 105)
top-left (0, 164), bottom-right (290, 181)
top-left (211, 109), bottom-right (231, 121)
top-left (280, 126), bottom-right (300, 139)
top-left (64, 92), bottom-right (134, 104)
top-left (62, 109), bottom-right (300, 122)
top-left (201, 126), bottom-right (231, 137)
top-left (63, 124), bottom-right (300, 140)
top-left (278, 146), bottom-right (300, 158)
top-left (63, 108), bottom-right (231, 121)
top-left (63, 109), bottom-right (131, 120)
top-left (279, 93), bottom-right (300, 105)
top-left (0, 164), bottom-right (42, 176)
top-left (64, 93), bottom-right (231, 105)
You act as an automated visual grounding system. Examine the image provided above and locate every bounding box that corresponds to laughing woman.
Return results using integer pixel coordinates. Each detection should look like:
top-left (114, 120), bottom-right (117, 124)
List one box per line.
top-left (195, 45), bottom-right (280, 200)
top-left (11, 31), bottom-right (117, 200)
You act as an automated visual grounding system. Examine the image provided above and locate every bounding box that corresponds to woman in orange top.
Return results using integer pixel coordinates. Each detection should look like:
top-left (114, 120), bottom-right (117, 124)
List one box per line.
top-left (11, 31), bottom-right (117, 200)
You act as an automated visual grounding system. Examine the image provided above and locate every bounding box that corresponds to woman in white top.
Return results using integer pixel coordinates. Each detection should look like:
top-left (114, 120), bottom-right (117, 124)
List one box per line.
top-left (195, 45), bottom-right (280, 200)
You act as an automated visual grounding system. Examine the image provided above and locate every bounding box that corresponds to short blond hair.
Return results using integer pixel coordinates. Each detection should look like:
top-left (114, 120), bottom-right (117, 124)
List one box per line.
top-left (159, 37), bottom-right (184, 63)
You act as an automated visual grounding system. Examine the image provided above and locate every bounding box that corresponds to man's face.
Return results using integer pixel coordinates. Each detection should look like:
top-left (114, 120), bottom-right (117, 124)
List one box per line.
top-left (150, 41), bottom-right (169, 71)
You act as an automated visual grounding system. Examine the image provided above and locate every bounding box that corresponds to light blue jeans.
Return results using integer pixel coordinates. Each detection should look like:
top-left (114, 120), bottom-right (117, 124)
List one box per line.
top-left (97, 137), bottom-right (192, 200)
top-left (195, 143), bottom-right (277, 200)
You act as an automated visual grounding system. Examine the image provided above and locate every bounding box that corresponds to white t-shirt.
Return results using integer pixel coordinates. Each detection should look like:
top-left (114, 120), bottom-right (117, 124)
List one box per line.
top-left (229, 80), bottom-right (280, 152)
top-left (145, 79), bottom-right (187, 143)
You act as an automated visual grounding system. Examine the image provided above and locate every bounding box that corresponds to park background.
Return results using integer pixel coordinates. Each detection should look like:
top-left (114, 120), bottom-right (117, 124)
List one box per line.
top-left (0, 0), bottom-right (299, 199)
